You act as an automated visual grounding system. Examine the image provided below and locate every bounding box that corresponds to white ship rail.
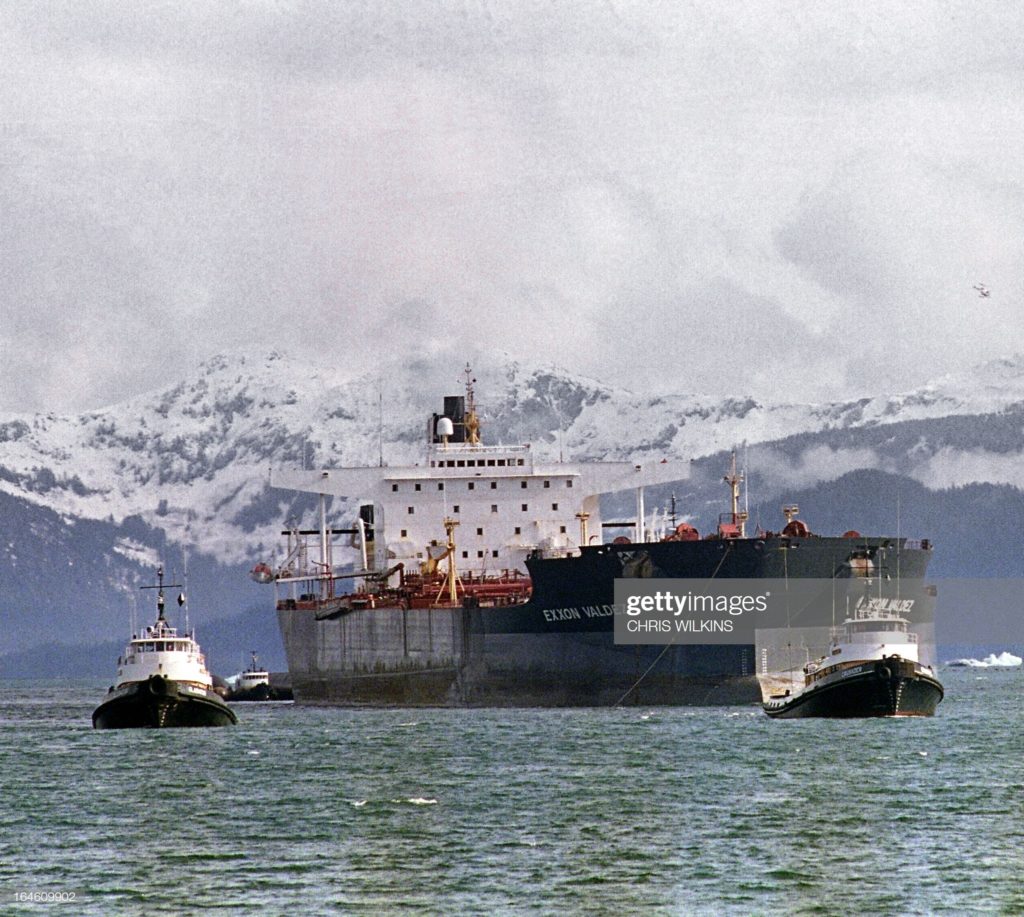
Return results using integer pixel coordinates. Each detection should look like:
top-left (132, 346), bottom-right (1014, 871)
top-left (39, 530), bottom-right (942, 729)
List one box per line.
top-left (428, 442), bottom-right (530, 455)
top-left (847, 607), bottom-right (915, 623)
top-left (831, 625), bottom-right (917, 644)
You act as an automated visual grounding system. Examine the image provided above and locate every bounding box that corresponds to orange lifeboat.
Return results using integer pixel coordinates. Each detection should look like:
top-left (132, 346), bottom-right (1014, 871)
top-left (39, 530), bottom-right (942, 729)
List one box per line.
top-left (663, 523), bottom-right (699, 542)
top-left (250, 562), bottom-right (274, 584)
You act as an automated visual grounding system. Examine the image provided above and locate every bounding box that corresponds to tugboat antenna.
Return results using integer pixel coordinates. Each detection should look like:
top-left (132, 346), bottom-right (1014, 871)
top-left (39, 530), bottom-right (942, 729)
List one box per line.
top-left (182, 546), bottom-right (191, 635)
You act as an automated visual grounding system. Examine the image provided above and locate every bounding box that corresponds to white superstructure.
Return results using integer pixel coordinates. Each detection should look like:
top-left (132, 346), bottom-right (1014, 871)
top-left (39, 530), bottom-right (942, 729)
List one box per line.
top-left (817, 606), bottom-right (921, 669)
top-left (802, 602), bottom-right (925, 683)
top-left (231, 652), bottom-right (270, 690)
top-left (271, 370), bottom-right (690, 577)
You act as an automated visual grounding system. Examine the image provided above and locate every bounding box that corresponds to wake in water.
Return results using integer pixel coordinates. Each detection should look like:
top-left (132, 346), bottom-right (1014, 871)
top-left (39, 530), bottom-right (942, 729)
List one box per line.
top-left (946, 651), bottom-right (1023, 668)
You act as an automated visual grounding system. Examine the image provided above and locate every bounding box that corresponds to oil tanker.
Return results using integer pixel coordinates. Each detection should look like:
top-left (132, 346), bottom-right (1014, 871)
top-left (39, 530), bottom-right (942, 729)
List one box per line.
top-left (256, 369), bottom-right (935, 706)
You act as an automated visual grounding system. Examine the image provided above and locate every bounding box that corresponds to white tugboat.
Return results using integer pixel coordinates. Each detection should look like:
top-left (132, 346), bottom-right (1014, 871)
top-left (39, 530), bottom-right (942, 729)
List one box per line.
top-left (226, 651), bottom-right (291, 701)
top-left (92, 567), bottom-right (237, 729)
top-left (763, 602), bottom-right (944, 718)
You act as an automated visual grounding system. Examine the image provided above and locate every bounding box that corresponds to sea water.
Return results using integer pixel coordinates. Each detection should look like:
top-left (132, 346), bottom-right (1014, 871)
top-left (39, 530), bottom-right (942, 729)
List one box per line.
top-left (2, 669), bottom-right (1023, 915)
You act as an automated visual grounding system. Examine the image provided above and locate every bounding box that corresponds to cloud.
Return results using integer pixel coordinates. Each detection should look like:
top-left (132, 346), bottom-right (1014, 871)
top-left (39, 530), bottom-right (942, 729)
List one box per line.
top-left (909, 447), bottom-right (1024, 490)
top-left (751, 445), bottom-right (881, 492)
top-left (2, 2), bottom-right (1023, 411)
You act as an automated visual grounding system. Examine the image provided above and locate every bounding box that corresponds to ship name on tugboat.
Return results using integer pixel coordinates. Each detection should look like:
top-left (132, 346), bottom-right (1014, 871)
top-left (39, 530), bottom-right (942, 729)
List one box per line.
top-left (855, 597), bottom-right (916, 615)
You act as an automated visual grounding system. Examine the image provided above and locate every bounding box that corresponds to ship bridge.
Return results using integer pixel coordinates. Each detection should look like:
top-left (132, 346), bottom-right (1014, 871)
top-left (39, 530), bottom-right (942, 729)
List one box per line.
top-left (271, 443), bottom-right (688, 577)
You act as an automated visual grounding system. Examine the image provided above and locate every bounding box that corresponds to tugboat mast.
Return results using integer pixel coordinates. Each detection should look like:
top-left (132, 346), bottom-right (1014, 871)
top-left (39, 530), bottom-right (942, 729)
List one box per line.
top-left (140, 565), bottom-right (184, 622)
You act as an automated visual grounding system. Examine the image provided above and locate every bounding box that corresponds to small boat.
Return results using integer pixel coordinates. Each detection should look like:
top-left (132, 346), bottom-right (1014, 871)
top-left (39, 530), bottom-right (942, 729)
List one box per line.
top-left (226, 652), bottom-right (291, 701)
top-left (92, 566), bottom-right (237, 729)
top-left (763, 605), bottom-right (943, 718)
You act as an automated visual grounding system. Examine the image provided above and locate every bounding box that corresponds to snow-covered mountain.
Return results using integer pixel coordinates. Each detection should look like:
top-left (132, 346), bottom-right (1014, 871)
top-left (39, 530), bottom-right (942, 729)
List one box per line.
top-left (2, 346), bottom-right (1024, 669)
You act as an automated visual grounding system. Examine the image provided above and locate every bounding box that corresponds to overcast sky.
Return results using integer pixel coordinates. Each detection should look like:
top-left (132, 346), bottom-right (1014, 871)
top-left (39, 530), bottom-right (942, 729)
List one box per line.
top-left (2, 1), bottom-right (1022, 413)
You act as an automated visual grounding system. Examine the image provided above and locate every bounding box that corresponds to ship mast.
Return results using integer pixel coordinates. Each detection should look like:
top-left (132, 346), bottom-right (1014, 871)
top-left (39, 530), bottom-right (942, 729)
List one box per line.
top-left (463, 364), bottom-right (481, 445)
top-left (141, 565), bottom-right (184, 624)
top-left (435, 517), bottom-right (463, 604)
top-left (723, 451), bottom-right (748, 538)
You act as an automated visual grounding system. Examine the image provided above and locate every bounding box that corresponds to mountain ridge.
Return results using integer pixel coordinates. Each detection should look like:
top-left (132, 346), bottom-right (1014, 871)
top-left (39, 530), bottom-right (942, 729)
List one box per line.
top-left (2, 346), bottom-right (1023, 668)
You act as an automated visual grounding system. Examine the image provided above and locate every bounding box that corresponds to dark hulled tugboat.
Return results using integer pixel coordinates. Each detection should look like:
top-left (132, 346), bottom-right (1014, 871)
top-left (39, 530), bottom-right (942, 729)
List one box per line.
top-left (92, 567), bottom-right (237, 729)
top-left (226, 652), bottom-right (292, 701)
top-left (763, 605), bottom-right (943, 719)
top-left (228, 651), bottom-right (272, 700)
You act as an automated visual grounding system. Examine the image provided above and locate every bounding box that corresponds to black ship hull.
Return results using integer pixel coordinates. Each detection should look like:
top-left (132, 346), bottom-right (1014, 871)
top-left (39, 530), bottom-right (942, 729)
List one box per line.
top-left (763, 657), bottom-right (944, 718)
top-left (227, 683), bottom-right (294, 702)
top-left (92, 675), bottom-right (238, 728)
top-left (277, 535), bottom-right (935, 707)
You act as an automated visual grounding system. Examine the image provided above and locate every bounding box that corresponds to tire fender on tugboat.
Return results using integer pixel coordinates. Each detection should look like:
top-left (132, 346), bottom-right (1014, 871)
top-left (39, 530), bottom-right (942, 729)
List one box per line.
top-left (149, 674), bottom-right (171, 696)
top-left (874, 660), bottom-right (892, 680)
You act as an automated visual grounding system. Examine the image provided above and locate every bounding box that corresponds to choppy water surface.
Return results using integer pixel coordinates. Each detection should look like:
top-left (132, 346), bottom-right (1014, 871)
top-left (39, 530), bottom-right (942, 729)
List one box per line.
top-left (2, 670), bottom-right (1023, 915)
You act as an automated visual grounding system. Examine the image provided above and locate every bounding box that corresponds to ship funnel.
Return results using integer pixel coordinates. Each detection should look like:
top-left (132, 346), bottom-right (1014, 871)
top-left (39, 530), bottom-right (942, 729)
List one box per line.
top-left (431, 395), bottom-right (466, 444)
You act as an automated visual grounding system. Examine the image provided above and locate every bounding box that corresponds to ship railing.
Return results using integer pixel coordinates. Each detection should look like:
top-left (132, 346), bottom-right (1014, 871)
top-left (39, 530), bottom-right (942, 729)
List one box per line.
top-left (427, 442), bottom-right (529, 455)
top-left (849, 607), bottom-right (914, 622)
top-left (831, 627), bottom-right (918, 644)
